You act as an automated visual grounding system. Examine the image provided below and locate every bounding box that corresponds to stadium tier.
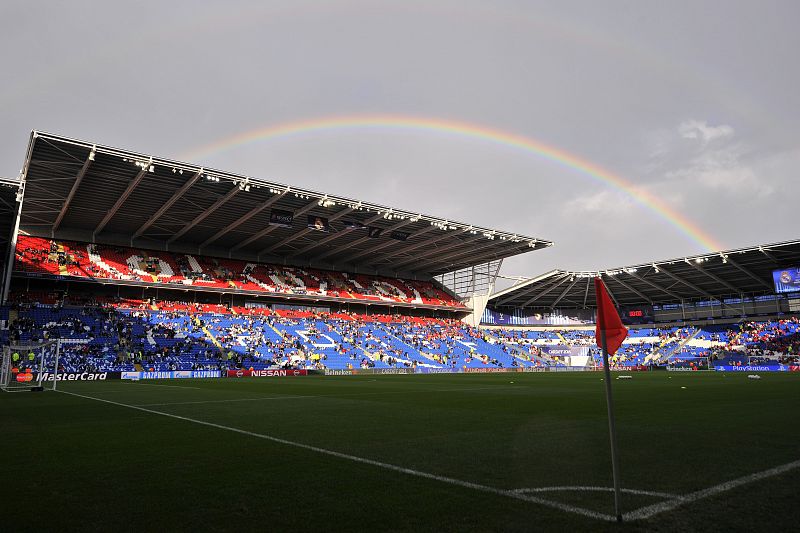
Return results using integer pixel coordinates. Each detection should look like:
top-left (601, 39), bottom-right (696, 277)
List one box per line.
top-left (5, 296), bottom-right (549, 373)
top-left (5, 293), bottom-right (798, 374)
top-left (14, 235), bottom-right (465, 309)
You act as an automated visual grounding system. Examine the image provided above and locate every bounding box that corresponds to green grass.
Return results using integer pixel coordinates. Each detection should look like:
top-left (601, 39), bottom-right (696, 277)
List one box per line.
top-left (2, 372), bottom-right (799, 531)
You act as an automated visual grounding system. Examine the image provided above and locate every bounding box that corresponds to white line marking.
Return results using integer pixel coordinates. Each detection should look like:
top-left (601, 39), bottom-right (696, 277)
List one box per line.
top-left (136, 395), bottom-right (316, 407)
top-left (512, 486), bottom-right (681, 500)
top-left (625, 459), bottom-right (800, 520)
top-left (57, 389), bottom-right (615, 522)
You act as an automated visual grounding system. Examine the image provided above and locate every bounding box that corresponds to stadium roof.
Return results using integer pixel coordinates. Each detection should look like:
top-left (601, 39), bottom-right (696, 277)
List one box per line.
top-left (17, 132), bottom-right (552, 278)
top-left (489, 239), bottom-right (800, 309)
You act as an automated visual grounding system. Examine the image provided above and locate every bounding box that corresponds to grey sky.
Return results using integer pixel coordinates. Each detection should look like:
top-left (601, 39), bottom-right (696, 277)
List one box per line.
top-left (2, 0), bottom-right (798, 284)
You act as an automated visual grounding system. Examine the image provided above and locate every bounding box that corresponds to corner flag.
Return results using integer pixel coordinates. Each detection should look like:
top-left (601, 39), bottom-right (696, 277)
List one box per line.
top-left (594, 276), bottom-right (626, 522)
top-left (594, 277), bottom-right (628, 356)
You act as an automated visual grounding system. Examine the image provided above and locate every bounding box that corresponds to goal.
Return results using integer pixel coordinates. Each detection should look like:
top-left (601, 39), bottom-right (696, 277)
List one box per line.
top-left (1, 340), bottom-right (61, 392)
top-left (666, 356), bottom-right (711, 371)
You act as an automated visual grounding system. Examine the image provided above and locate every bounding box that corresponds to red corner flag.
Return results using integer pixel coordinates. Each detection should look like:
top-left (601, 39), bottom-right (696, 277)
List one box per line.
top-left (595, 277), bottom-right (628, 356)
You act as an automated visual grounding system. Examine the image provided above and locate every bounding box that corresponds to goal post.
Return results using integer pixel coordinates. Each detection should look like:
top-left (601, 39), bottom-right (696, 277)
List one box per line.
top-left (1, 339), bottom-right (60, 392)
top-left (666, 356), bottom-right (711, 371)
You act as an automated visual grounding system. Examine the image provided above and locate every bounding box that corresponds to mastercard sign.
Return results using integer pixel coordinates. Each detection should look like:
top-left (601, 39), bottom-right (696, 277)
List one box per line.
top-left (16, 373), bottom-right (33, 383)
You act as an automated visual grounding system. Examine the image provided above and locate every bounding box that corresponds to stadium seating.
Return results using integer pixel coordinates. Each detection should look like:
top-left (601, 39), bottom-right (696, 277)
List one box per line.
top-left (14, 236), bottom-right (464, 308)
top-left (5, 295), bottom-right (547, 372)
top-left (6, 286), bottom-right (798, 373)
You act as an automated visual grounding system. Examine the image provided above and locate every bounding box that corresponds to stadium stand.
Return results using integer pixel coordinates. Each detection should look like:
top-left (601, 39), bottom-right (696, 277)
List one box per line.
top-left (3, 131), bottom-right (799, 382)
top-left (15, 236), bottom-right (464, 309)
top-left (6, 286), bottom-right (798, 375)
top-left (5, 291), bottom-right (554, 372)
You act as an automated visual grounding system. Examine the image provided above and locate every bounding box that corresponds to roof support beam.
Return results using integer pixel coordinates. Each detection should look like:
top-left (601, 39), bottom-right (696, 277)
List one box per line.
top-left (288, 213), bottom-right (384, 259)
top-left (582, 276), bottom-right (591, 308)
top-left (363, 227), bottom-right (466, 265)
top-left (94, 165), bottom-right (148, 236)
top-left (608, 275), bottom-right (653, 304)
top-left (657, 264), bottom-right (739, 312)
top-left (550, 278), bottom-right (580, 309)
top-left (725, 257), bottom-right (774, 291)
top-left (133, 169), bottom-right (201, 239)
top-left (339, 225), bottom-right (437, 265)
top-left (493, 271), bottom-right (564, 307)
top-left (657, 264), bottom-right (714, 297)
top-left (313, 218), bottom-right (414, 262)
top-left (489, 270), bottom-right (556, 303)
top-left (389, 231), bottom-right (480, 269)
top-left (167, 185), bottom-right (240, 244)
top-left (52, 150), bottom-right (93, 234)
top-left (758, 246), bottom-right (778, 262)
top-left (401, 240), bottom-right (522, 274)
top-left (259, 206), bottom-right (354, 256)
top-left (602, 278), bottom-right (621, 307)
top-left (685, 261), bottom-right (741, 294)
top-left (629, 272), bottom-right (684, 301)
top-left (232, 198), bottom-right (319, 253)
top-left (519, 274), bottom-right (571, 307)
top-left (201, 193), bottom-right (283, 249)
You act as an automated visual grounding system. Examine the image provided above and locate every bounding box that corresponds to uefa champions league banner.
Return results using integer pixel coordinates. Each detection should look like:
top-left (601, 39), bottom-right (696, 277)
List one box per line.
top-left (121, 370), bottom-right (222, 380)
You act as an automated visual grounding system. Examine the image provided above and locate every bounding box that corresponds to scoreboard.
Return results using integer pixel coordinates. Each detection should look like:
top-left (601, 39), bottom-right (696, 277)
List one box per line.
top-left (620, 305), bottom-right (654, 325)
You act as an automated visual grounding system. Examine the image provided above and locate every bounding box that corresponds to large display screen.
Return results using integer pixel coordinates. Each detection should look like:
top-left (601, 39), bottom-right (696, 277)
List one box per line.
top-left (619, 305), bottom-right (654, 325)
top-left (773, 267), bottom-right (800, 293)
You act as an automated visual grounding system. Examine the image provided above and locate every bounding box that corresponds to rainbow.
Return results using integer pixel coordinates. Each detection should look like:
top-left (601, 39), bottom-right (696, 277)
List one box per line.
top-left (181, 115), bottom-right (724, 252)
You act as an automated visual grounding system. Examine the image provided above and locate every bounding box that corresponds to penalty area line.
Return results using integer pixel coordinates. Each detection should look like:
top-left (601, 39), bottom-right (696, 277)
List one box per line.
top-left (624, 458), bottom-right (800, 521)
top-left (57, 389), bottom-right (615, 522)
top-left (512, 486), bottom-right (682, 500)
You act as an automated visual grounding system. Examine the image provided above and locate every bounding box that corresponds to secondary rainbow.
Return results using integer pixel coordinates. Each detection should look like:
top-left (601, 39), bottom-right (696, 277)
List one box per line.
top-left (182, 115), bottom-right (724, 252)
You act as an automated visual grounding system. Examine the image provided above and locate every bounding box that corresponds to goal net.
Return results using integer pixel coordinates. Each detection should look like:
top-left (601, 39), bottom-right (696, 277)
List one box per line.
top-left (1, 340), bottom-right (61, 392)
top-left (666, 356), bottom-right (711, 371)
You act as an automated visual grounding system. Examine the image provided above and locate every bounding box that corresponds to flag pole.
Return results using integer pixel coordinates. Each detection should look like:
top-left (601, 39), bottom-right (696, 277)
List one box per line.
top-left (600, 327), bottom-right (623, 522)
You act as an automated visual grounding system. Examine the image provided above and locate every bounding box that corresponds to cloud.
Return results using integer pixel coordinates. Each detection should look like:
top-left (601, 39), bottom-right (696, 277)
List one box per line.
top-left (645, 119), bottom-right (775, 198)
top-left (565, 189), bottom-right (637, 214)
top-left (678, 120), bottom-right (735, 144)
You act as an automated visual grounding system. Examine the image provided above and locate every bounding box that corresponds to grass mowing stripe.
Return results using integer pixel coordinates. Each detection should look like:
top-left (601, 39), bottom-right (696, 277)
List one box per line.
top-left (57, 389), bottom-right (616, 522)
top-left (624, 458), bottom-right (800, 520)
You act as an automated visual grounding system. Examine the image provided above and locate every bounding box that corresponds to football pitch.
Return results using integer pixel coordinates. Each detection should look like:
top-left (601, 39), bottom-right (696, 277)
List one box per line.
top-left (3, 372), bottom-right (799, 532)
